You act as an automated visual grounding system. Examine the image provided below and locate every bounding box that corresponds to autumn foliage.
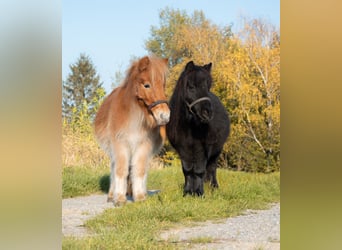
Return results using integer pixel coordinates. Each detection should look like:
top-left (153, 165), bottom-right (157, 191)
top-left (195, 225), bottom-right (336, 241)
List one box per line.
top-left (146, 9), bottom-right (280, 172)
top-left (63, 8), bottom-right (280, 173)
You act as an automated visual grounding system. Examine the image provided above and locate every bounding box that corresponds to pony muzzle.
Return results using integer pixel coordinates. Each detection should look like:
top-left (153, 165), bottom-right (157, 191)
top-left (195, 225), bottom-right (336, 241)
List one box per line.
top-left (155, 109), bottom-right (170, 125)
top-left (186, 97), bottom-right (213, 122)
top-left (148, 100), bottom-right (170, 125)
top-left (137, 98), bottom-right (170, 125)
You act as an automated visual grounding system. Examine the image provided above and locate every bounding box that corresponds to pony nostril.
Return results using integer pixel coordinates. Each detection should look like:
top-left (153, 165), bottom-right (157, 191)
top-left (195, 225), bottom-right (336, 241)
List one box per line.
top-left (202, 109), bottom-right (210, 119)
top-left (200, 108), bottom-right (213, 122)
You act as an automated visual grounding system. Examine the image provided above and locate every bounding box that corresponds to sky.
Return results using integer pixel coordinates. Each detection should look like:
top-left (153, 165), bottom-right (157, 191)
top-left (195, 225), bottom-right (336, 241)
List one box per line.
top-left (63, 0), bottom-right (279, 93)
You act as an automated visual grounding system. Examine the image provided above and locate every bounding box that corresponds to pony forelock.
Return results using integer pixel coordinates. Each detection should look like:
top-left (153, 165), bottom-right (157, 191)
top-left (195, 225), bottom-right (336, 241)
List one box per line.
top-left (121, 55), bottom-right (168, 90)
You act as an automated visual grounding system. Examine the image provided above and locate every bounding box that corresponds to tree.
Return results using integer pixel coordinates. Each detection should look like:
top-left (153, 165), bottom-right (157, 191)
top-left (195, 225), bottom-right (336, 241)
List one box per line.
top-left (145, 8), bottom-right (233, 97)
top-left (146, 7), bottom-right (190, 67)
top-left (239, 17), bottom-right (280, 170)
top-left (111, 66), bottom-right (124, 90)
top-left (145, 8), bottom-right (280, 172)
top-left (62, 53), bottom-right (106, 123)
top-left (214, 18), bottom-right (280, 172)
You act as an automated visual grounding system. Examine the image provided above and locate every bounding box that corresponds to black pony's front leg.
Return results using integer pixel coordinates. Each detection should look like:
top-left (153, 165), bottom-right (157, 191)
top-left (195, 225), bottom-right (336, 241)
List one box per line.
top-left (193, 172), bottom-right (205, 196)
top-left (182, 160), bottom-right (205, 196)
top-left (205, 153), bottom-right (220, 188)
top-left (182, 161), bottom-right (193, 195)
top-left (183, 172), bottom-right (193, 195)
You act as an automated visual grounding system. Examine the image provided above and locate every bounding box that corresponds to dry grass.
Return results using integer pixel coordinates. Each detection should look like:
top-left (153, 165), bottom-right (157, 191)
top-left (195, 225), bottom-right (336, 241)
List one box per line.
top-left (62, 125), bottom-right (165, 170)
top-left (62, 125), bottom-right (109, 168)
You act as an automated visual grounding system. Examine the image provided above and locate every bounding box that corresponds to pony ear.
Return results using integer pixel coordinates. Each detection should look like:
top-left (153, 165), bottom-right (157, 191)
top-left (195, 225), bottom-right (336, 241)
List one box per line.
top-left (138, 56), bottom-right (150, 72)
top-left (185, 61), bottom-right (195, 71)
top-left (203, 62), bottom-right (212, 72)
top-left (163, 58), bottom-right (168, 64)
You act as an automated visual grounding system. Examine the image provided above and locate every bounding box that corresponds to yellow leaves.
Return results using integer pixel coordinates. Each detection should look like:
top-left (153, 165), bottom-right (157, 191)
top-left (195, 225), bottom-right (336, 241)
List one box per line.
top-left (171, 17), bottom-right (225, 65)
top-left (146, 8), bottom-right (280, 171)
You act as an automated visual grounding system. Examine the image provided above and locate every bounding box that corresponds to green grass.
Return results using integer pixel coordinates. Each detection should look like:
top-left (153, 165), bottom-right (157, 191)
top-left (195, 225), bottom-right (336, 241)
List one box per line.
top-left (62, 165), bottom-right (108, 198)
top-left (63, 165), bottom-right (279, 249)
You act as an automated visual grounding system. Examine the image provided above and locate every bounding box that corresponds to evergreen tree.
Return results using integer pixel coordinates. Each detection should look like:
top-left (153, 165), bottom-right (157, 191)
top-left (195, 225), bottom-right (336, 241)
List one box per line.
top-left (62, 53), bottom-right (106, 122)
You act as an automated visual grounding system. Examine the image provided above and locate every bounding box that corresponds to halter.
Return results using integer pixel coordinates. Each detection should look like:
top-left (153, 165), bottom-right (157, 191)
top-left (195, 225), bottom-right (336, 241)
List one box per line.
top-left (185, 97), bottom-right (211, 114)
top-left (138, 98), bottom-right (169, 113)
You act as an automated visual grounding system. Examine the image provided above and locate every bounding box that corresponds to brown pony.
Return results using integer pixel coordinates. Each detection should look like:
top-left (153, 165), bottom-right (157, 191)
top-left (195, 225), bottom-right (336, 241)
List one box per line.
top-left (94, 56), bottom-right (169, 206)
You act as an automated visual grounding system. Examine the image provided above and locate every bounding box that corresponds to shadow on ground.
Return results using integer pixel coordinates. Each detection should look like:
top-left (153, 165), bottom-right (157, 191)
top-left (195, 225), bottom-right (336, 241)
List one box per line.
top-left (99, 174), bottom-right (110, 193)
top-left (99, 174), bottom-right (161, 197)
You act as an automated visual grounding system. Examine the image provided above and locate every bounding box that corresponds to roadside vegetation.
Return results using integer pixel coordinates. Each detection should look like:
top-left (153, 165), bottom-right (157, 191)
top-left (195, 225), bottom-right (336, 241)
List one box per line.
top-left (63, 166), bottom-right (279, 249)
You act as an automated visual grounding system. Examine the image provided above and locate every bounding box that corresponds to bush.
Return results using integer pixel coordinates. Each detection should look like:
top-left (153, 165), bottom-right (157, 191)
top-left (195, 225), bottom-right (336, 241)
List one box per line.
top-left (62, 116), bottom-right (109, 168)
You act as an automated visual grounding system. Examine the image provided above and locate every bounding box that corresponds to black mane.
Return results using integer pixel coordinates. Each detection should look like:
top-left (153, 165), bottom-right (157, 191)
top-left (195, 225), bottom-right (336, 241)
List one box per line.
top-left (167, 62), bottom-right (213, 141)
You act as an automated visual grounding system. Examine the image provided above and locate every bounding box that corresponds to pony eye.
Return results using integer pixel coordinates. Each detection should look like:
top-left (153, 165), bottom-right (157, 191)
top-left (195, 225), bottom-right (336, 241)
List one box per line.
top-left (143, 83), bottom-right (151, 89)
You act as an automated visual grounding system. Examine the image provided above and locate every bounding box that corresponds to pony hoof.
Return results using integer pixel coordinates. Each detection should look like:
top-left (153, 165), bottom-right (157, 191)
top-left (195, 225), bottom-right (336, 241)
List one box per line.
top-left (114, 200), bottom-right (126, 207)
top-left (133, 193), bottom-right (147, 202)
top-left (183, 189), bottom-right (192, 197)
top-left (113, 194), bottom-right (127, 207)
top-left (196, 191), bottom-right (204, 196)
top-left (107, 197), bottom-right (114, 202)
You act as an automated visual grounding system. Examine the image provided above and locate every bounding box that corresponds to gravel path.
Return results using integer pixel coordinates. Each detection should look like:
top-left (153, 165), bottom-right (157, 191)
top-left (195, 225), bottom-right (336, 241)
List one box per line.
top-left (62, 194), bottom-right (113, 237)
top-left (160, 203), bottom-right (280, 250)
top-left (63, 194), bottom-right (279, 249)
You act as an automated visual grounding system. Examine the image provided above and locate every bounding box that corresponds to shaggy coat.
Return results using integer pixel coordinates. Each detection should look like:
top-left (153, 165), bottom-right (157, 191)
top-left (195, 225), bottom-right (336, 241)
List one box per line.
top-left (166, 61), bottom-right (230, 196)
top-left (94, 56), bottom-right (169, 206)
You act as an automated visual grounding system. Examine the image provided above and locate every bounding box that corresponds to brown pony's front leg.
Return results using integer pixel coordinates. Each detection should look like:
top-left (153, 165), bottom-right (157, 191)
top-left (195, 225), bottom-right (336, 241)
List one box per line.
top-left (111, 143), bottom-right (130, 207)
top-left (131, 142), bottom-right (153, 202)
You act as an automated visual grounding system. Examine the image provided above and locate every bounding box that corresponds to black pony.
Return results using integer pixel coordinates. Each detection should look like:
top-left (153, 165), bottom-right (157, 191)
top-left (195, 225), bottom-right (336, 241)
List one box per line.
top-left (166, 61), bottom-right (230, 196)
